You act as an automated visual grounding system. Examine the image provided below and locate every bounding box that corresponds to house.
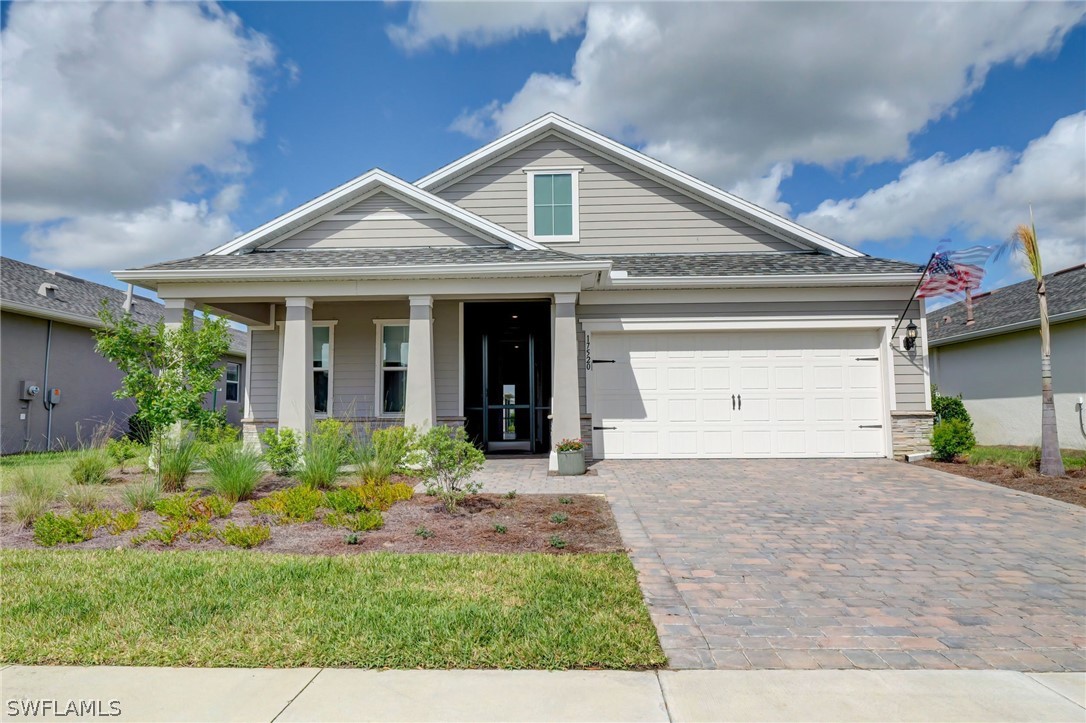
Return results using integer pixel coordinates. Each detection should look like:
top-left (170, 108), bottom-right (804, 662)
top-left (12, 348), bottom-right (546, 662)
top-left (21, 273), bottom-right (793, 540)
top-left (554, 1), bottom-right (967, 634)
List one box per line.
top-left (115, 113), bottom-right (932, 468)
top-left (928, 264), bottom-right (1086, 451)
top-left (1, 257), bottom-right (248, 454)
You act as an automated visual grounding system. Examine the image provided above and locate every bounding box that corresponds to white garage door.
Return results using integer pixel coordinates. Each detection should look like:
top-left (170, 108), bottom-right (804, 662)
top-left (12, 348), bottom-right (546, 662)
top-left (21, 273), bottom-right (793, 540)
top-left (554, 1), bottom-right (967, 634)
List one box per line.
top-left (590, 329), bottom-right (886, 458)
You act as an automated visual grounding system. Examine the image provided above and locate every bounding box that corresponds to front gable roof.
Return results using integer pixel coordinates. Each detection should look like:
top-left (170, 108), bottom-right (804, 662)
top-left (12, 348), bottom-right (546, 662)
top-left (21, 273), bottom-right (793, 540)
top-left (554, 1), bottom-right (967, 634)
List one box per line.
top-left (416, 113), bottom-right (863, 258)
top-left (207, 169), bottom-right (548, 255)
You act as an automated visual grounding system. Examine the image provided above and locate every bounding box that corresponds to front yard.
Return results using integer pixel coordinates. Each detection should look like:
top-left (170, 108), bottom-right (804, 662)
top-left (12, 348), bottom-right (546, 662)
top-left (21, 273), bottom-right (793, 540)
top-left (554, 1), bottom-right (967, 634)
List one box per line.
top-left (0, 549), bottom-right (664, 669)
top-left (919, 446), bottom-right (1086, 507)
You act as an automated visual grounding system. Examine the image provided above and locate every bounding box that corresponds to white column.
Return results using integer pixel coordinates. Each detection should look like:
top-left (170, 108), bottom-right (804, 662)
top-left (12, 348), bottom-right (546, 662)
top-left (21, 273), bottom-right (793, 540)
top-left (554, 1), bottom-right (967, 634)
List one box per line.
top-left (162, 299), bottom-right (195, 330)
top-left (404, 295), bottom-right (436, 430)
top-left (550, 292), bottom-right (581, 470)
top-left (278, 297), bottom-right (313, 437)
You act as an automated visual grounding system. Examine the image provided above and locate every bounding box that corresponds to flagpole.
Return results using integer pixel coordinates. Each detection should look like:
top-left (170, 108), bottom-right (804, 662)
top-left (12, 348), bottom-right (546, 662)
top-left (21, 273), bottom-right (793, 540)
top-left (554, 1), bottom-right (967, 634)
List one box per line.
top-left (891, 253), bottom-right (936, 340)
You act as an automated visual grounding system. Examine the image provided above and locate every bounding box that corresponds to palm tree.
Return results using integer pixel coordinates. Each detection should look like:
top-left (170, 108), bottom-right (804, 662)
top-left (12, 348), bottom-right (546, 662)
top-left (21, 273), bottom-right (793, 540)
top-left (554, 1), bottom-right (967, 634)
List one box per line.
top-left (1012, 218), bottom-right (1064, 477)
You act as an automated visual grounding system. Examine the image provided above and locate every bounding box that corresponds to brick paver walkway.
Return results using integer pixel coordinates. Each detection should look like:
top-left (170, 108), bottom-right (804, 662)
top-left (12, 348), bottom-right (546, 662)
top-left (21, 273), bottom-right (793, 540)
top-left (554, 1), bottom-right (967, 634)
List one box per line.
top-left (476, 457), bottom-right (1086, 671)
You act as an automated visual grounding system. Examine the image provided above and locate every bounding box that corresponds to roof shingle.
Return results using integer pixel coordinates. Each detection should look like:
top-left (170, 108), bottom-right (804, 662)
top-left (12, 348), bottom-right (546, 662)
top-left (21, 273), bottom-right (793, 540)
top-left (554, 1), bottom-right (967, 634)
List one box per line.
top-left (595, 253), bottom-right (921, 277)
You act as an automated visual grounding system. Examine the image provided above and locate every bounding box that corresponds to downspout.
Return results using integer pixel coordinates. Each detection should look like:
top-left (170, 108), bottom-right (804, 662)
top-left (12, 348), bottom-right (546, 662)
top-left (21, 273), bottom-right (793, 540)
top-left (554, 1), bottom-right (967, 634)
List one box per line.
top-left (42, 319), bottom-right (55, 451)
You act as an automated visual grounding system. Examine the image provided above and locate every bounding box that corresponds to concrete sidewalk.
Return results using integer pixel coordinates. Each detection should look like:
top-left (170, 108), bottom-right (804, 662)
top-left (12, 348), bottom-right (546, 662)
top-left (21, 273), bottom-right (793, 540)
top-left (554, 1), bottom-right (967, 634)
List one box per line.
top-left (1, 666), bottom-right (1083, 722)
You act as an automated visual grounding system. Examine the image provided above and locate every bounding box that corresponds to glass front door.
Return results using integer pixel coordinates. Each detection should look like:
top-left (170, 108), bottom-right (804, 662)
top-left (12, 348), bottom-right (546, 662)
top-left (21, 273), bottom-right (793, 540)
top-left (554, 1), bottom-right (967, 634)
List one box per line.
top-left (484, 335), bottom-right (534, 451)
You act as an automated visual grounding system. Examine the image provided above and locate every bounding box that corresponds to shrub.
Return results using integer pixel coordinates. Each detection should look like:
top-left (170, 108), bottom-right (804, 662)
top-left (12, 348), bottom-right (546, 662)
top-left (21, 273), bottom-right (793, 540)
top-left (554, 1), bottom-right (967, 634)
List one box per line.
top-left (34, 512), bottom-right (89, 546)
top-left (555, 438), bottom-right (584, 452)
top-left (344, 533), bottom-right (360, 545)
top-left (122, 481), bottom-right (161, 512)
top-left (70, 450), bottom-right (110, 485)
top-left (493, 524), bottom-right (507, 534)
top-left (106, 437), bottom-right (141, 473)
top-left (260, 428), bottom-right (300, 476)
top-left (297, 429), bottom-right (346, 490)
top-left (159, 435), bottom-right (200, 492)
top-left (204, 494), bottom-right (235, 518)
top-left (548, 535), bottom-right (567, 549)
top-left (550, 512), bottom-right (569, 524)
top-left (323, 509), bottom-right (383, 532)
top-left (415, 526), bottom-right (434, 539)
top-left (355, 426), bottom-right (415, 483)
top-left (196, 419), bottom-right (239, 448)
top-left (108, 511), bottom-right (140, 535)
top-left (324, 487), bottom-right (367, 514)
top-left (932, 387), bottom-right (972, 426)
top-left (931, 419), bottom-right (976, 462)
top-left (559, 497), bottom-right (572, 504)
top-left (503, 490), bottom-right (517, 500)
top-left (65, 484), bottom-right (105, 513)
top-left (251, 486), bottom-right (323, 524)
top-left (186, 519), bottom-right (217, 542)
top-left (220, 522), bottom-right (271, 548)
top-left (9, 468), bottom-right (64, 527)
top-left (351, 482), bottom-right (414, 512)
top-left (415, 425), bottom-right (485, 513)
top-left (153, 491), bottom-right (230, 521)
top-left (205, 444), bottom-right (263, 502)
top-left (132, 519), bottom-right (185, 547)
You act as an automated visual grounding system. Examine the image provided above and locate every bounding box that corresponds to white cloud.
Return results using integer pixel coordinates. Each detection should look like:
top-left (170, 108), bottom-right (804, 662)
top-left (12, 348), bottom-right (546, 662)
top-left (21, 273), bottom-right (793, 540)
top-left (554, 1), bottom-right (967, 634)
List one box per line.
top-left (387, 2), bottom-right (587, 52)
top-left (797, 112), bottom-right (1086, 272)
top-left (1, 1), bottom-right (276, 222)
top-left (24, 200), bottom-right (238, 271)
top-left (447, 3), bottom-right (1084, 193)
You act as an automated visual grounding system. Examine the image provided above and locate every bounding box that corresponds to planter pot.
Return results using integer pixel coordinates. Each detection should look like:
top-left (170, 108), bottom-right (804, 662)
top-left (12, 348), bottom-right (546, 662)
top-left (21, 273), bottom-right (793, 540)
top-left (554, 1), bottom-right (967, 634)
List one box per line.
top-left (556, 449), bottom-right (586, 476)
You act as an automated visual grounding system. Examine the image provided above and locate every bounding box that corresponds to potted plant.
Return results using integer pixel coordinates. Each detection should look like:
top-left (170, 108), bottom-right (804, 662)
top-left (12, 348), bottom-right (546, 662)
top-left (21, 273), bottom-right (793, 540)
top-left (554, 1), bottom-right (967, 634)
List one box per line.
top-left (555, 438), bottom-right (586, 476)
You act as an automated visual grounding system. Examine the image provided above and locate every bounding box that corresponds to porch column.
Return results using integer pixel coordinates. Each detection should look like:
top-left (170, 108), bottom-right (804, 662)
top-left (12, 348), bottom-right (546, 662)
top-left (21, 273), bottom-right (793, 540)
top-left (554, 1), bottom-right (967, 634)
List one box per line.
top-left (404, 295), bottom-right (436, 430)
top-left (550, 292), bottom-right (581, 470)
top-left (278, 297), bottom-right (313, 437)
top-left (162, 298), bottom-right (195, 330)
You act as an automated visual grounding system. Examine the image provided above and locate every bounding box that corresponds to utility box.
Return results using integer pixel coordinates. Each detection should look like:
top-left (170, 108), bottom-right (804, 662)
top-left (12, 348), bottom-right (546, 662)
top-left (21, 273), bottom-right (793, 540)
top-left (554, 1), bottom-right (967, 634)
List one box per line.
top-left (20, 381), bottom-right (40, 401)
top-left (47, 388), bottom-right (61, 405)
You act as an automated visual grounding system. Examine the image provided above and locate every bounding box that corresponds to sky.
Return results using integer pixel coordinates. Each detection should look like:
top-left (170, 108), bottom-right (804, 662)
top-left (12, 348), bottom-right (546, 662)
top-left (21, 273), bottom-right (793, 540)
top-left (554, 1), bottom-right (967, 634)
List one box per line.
top-left (2, 1), bottom-right (1084, 299)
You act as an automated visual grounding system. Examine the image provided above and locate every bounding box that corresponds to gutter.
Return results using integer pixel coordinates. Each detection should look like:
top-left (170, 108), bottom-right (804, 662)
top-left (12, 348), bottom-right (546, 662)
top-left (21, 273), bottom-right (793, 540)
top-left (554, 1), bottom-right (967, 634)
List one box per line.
top-left (603, 272), bottom-right (923, 289)
top-left (928, 308), bottom-right (1086, 347)
top-left (113, 259), bottom-right (614, 284)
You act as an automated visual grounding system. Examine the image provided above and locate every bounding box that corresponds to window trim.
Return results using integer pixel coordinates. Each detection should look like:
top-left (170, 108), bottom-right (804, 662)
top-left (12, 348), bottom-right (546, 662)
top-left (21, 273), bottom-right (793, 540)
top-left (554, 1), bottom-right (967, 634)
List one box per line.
top-left (525, 167), bottom-right (581, 243)
top-left (275, 320), bottom-right (336, 418)
top-left (374, 319), bottom-right (410, 418)
top-left (224, 362), bottom-right (241, 404)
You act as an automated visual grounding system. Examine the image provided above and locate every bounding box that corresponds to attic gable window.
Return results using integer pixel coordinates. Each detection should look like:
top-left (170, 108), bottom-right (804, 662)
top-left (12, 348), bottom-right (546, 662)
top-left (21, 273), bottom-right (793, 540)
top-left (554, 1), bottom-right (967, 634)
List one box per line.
top-left (526, 168), bottom-right (580, 243)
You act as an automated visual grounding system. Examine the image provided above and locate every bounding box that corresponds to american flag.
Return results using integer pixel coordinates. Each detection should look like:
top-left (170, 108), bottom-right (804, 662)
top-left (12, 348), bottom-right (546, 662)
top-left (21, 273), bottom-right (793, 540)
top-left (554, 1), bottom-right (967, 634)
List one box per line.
top-left (917, 245), bottom-right (994, 299)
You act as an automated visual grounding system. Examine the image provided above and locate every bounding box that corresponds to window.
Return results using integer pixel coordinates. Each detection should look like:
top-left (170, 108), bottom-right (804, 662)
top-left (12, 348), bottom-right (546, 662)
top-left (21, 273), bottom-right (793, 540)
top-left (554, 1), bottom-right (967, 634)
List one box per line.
top-left (377, 322), bottom-right (409, 415)
top-left (225, 362), bottom-right (240, 403)
top-left (527, 169), bottom-right (579, 242)
top-left (313, 325), bottom-right (332, 415)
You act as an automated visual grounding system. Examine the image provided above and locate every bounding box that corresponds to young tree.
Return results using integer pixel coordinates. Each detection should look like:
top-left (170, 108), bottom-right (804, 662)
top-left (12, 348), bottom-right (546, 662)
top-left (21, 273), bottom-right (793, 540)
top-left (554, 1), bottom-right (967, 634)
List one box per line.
top-left (94, 303), bottom-right (232, 484)
top-left (1011, 219), bottom-right (1065, 477)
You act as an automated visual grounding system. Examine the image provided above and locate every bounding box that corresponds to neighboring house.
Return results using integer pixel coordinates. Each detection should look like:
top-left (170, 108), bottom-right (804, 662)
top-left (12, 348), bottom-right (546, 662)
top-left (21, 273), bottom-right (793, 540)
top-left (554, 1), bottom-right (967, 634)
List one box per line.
top-left (928, 264), bottom-right (1086, 451)
top-left (1, 257), bottom-right (248, 454)
top-left (115, 113), bottom-right (932, 468)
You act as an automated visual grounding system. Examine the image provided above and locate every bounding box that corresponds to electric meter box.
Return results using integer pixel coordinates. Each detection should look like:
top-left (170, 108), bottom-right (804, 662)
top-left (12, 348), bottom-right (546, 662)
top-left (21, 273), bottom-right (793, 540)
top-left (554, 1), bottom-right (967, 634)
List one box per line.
top-left (20, 382), bottom-right (41, 400)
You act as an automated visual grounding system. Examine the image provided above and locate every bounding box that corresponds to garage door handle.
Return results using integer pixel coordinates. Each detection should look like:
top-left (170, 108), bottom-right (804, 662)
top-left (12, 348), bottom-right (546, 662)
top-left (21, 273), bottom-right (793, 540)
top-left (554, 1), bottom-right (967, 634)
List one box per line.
top-left (732, 394), bottom-right (736, 410)
top-left (855, 357), bottom-right (879, 361)
top-left (591, 359), bottom-right (616, 364)
top-left (592, 426), bottom-right (617, 430)
top-left (738, 394), bottom-right (742, 410)
top-left (859, 424), bottom-right (883, 429)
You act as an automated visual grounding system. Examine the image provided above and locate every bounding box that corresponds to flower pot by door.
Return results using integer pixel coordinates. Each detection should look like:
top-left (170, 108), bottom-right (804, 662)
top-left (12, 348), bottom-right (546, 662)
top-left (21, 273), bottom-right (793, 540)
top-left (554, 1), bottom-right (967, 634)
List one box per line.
top-left (557, 449), bottom-right (586, 476)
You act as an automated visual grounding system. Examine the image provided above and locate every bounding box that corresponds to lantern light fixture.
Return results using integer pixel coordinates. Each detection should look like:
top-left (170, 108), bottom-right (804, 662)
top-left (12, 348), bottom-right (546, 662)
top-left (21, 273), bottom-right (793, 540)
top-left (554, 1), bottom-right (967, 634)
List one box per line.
top-left (904, 321), bottom-right (918, 351)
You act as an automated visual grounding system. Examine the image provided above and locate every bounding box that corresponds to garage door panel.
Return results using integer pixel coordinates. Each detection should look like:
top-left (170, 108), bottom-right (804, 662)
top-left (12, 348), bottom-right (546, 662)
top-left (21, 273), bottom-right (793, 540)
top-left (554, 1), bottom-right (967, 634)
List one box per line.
top-left (591, 330), bottom-right (885, 459)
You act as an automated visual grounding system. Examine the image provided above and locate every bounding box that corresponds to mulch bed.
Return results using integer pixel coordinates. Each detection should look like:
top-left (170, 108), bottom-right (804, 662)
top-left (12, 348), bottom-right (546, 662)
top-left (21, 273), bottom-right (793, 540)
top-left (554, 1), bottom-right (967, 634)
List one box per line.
top-left (918, 460), bottom-right (1086, 508)
top-left (0, 476), bottom-right (625, 555)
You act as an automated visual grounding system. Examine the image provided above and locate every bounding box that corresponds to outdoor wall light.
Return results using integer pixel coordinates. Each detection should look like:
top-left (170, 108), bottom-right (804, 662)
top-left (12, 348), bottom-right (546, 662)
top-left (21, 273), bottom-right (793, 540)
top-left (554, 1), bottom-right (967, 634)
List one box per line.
top-left (904, 321), bottom-right (918, 351)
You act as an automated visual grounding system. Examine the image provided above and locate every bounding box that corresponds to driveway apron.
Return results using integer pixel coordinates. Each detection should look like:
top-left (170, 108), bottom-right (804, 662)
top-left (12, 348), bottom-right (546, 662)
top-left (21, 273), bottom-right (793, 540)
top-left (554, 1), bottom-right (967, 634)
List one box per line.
top-left (475, 457), bottom-right (1086, 671)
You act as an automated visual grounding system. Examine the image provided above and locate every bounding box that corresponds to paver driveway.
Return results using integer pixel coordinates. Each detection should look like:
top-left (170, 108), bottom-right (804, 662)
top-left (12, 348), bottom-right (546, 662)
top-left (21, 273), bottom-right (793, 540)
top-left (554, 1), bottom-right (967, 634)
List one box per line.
top-left (476, 457), bottom-right (1086, 671)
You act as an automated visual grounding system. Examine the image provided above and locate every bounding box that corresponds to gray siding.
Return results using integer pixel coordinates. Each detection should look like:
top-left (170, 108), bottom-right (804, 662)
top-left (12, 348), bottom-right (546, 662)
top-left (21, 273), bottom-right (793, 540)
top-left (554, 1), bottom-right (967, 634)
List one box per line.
top-left (247, 328), bottom-right (279, 421)
top-left (246, 300), bottom-right (461, 422)
top-left (436, 133), bottom-right (799, 255)
top-left (270, 192), bottom-right (492, 250)
top-left (577, 297), bottom-right (929, 412)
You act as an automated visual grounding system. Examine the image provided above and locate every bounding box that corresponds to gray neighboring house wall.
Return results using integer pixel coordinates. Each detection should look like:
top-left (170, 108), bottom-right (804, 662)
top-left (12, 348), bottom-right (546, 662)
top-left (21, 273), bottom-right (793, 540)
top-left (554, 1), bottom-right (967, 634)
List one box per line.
top-left (928, 264), bottom-right (1086, 451)
top-left (1, 257), bottom-right (247, 454)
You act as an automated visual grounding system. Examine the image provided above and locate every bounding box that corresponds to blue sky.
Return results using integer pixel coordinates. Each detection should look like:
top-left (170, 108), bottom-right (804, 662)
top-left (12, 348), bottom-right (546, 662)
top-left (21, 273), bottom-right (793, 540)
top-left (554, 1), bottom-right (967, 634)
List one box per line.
top-left (2, 2), bottom-right (1084, 295)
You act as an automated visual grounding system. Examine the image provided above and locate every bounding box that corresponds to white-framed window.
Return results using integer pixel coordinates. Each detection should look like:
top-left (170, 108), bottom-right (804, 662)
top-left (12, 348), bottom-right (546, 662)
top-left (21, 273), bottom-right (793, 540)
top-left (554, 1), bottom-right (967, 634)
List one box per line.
top-left (225, 362), bottom-right (241, 403)
top-left (375, 320), bottom-right (409, 416)
top-left (526, 167), bottom-right (580, 243)
top-left (313, 324), bottom-right (333, 416)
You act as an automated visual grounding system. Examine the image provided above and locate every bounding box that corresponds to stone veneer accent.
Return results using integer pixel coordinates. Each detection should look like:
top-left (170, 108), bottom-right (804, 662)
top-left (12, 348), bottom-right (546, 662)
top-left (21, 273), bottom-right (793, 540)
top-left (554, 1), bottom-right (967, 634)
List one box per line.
top-left (579, 414), bottom-right (594, 460)
top-left (242, 416), bottom-right (466, 450)
top-left (891, 411), bottom-right (935, 458)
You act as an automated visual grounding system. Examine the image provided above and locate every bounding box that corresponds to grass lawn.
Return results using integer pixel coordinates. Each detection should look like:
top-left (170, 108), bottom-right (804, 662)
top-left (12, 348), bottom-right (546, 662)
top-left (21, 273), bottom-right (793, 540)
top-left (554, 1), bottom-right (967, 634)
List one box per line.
top-left (0, 549), bottom-right (665, 669)
top-left (0, 451), bottom-right (82, 493)
top-left (966, 445), bottom-right (1086, 472)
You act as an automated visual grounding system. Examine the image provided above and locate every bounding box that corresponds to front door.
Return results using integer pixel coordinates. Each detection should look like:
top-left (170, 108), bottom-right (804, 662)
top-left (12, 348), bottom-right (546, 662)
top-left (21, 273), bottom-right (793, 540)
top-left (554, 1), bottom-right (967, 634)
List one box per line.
top-left (464, 301), bottom-right (551, 454)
